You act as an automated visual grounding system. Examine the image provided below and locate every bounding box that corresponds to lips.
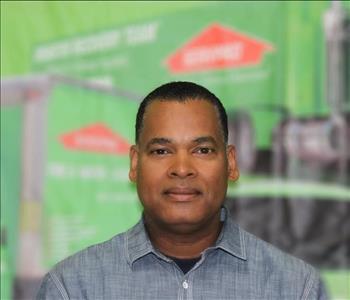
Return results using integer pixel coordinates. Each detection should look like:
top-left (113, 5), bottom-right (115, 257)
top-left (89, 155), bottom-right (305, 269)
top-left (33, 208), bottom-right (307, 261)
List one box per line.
top-left (163, 187), bottom-right (201, 201)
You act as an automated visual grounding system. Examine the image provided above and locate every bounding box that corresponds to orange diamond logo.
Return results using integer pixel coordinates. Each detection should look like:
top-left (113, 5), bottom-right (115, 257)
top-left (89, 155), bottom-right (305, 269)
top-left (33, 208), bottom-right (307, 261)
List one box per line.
top-left (60, 123), bottom-right (130, 155)
top-left (165, 23), bottom-right (274, 73)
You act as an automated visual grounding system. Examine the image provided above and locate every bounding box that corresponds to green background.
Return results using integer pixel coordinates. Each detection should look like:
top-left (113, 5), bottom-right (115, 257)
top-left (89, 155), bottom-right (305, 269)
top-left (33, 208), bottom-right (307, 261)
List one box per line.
top-left (1, 1), bottom-right (349, 299)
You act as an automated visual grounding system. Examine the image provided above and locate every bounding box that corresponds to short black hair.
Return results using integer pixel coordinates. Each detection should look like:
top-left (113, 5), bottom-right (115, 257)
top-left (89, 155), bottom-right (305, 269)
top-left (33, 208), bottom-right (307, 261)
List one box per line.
top-left (135, 81), bottom-right (228, 144)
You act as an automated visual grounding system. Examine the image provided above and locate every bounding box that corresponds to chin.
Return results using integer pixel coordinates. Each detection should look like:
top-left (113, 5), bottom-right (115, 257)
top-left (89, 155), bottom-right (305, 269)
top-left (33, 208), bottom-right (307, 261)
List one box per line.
top-left (161, 210), bottom-right (209, 228)
top-left (162, 219), bottom-right (206, 234)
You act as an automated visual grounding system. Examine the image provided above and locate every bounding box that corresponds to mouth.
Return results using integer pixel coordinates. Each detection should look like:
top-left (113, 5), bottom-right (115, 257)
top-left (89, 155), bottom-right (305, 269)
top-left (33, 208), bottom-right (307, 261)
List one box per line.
top-left (163, 187), bottom-right (201, 202)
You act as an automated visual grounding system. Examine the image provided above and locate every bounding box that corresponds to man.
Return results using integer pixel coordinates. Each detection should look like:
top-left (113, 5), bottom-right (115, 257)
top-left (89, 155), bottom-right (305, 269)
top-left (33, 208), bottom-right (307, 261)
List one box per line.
top-left (37, 81), bottom-right (327, 299)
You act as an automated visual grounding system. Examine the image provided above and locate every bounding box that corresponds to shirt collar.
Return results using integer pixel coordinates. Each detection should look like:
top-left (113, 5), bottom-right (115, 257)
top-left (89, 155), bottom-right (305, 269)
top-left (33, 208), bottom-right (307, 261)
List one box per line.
top-left (213, 206), bottom-right (247, 260)
top-left (125, 206), bottom-right (246, 266)
top-left (125, 217), bottom-right (155, 266)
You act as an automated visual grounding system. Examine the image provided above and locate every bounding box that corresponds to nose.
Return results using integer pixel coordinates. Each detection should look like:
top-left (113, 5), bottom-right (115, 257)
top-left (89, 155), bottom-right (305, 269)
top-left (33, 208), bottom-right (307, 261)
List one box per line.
top-left (167, 151), bottom-right (196, 179)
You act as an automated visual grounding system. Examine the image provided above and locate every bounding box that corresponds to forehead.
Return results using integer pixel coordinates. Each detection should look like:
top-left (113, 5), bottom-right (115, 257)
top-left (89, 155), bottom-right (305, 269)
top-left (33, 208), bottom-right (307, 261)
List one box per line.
top-left (140, 100), bottom-right (223, 143)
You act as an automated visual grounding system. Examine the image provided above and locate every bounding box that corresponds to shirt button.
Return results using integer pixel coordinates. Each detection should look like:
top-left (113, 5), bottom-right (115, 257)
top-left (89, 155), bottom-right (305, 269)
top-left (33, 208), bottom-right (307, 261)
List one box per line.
top-left (182, 280), bottom-right (189, 289)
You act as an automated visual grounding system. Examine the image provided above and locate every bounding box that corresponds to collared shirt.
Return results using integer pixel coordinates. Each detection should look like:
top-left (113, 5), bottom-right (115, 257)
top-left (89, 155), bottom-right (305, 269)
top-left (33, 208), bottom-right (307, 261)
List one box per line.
top-left (37, 208), bottom-right (327, 299)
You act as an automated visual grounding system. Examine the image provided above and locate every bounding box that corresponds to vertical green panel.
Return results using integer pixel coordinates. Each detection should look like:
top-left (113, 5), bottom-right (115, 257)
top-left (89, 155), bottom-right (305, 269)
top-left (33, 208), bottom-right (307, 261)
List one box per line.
top-left (1, 106), bottom-right (23, 300)
top-left (284, 1), bottom-right (329, 116)
top-left (42, 84), bottom-right (141, 267)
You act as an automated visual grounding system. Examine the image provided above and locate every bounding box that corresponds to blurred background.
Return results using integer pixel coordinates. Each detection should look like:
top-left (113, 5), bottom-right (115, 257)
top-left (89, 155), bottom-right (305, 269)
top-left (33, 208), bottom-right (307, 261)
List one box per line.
top-left (1, 1), bottom-right (349, 299)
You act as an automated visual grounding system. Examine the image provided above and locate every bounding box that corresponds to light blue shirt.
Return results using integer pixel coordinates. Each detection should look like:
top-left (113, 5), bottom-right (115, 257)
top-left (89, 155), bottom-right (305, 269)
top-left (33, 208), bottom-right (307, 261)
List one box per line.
top-left (37, 208), bottom-right (327, 299)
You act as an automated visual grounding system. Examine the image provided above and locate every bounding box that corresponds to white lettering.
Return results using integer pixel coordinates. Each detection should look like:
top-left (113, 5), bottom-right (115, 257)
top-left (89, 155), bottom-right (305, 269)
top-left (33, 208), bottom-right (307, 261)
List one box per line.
top-left (34, 21), bottom-right (158, 63)
top-left (125, 22), bottom-right (159, 45)
top-left (183, 43), bottom-right (244, 67)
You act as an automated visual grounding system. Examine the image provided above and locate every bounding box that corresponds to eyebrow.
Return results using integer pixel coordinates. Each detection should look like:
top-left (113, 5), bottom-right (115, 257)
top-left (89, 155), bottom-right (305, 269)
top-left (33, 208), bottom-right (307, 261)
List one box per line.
top-left (192, 136), bottom-right (218, 146)
top-left (146, 137), bottom-right (172, 148)
top-left (145, 136), bottom-right (218, 148)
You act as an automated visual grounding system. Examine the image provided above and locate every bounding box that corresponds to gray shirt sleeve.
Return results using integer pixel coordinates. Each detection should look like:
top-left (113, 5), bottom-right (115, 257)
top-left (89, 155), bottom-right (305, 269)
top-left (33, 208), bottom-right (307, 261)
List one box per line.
top-left (315, 278), bottom-right (329, 300)
top-left (36, 272), bottom-right (69, 300)
top-left (305, 269), bottom-right (329, 300)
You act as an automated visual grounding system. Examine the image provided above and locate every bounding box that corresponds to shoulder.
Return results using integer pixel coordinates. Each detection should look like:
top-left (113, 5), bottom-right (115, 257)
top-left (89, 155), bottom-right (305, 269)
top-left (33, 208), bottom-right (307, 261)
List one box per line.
top-left (242, 227), bottom-right (313, 273)
top-left (55, 231), bottom-right (126, 274)
top-left (240, 228), bottom-right (327, 299)
top-left (36, 231), bottom-right (127, 299)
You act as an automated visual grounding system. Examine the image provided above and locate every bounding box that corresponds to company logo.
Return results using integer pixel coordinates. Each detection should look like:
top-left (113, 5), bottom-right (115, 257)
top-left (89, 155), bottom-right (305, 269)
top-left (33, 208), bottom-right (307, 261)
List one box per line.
top-left (165, 23), bottom-right (274, 74)
top-left (60, 123), bottom-right (130, 154)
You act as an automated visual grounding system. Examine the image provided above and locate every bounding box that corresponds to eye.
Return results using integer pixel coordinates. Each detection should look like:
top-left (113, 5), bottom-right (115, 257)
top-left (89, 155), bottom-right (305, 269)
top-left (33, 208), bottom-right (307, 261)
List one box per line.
top-left (150, 148), bottom-right (170, 155)
top-left (195, 147), bottom-right (215, 154)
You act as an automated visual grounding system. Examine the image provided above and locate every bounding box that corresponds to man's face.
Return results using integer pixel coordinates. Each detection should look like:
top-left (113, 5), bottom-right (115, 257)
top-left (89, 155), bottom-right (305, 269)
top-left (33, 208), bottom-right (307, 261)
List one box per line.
top-left (129, 100), bottom-right (239, 233)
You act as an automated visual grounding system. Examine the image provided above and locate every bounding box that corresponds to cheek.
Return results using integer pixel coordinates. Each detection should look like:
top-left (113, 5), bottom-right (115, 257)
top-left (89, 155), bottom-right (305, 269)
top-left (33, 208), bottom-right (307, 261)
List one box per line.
top-left (201, 161), bottom-right (228, 181)
top-left (137, 161), bottom-right (165, 191)
top-left (201, 164), bottom-right (229, 196)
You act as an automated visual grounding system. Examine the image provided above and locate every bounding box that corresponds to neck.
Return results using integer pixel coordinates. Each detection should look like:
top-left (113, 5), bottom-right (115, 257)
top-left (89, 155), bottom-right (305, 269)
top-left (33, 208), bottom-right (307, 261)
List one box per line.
top-left (144, 214), bottom-right (223, 259)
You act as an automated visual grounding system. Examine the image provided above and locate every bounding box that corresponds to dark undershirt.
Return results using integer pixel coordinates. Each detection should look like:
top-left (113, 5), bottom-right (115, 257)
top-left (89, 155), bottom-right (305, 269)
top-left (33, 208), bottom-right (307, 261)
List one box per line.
top-left (168, 256), bottom-right (202, 274)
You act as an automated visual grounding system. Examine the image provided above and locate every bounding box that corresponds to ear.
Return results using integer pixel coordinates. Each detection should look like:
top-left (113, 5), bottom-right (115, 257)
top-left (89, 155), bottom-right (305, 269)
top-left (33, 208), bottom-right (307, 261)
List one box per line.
top-left (227, 145), bottom-right (239, 182)
top-left (129, 145), bottom-right (138, 182)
